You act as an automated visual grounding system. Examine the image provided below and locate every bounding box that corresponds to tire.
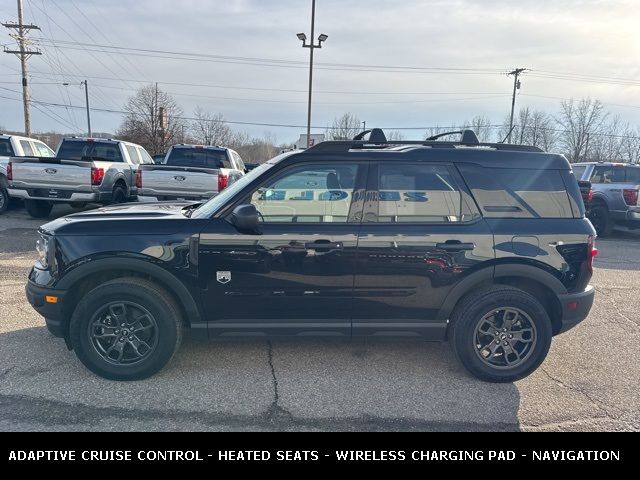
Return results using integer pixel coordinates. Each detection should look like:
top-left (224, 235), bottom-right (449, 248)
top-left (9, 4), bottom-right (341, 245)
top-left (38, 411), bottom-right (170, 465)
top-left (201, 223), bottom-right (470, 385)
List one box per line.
top-left (110, 184), bottom-right (127, 205)
top-left (450, 286), bottom-right (552, 383)
top-left (0, 185), bottom-right (8, 214)
top-left (69, 277), bottom-right (183, 380)
top-left (589, 205), bottom-right (613, 237)
top-left (24, 199), bottom-right (53, 218)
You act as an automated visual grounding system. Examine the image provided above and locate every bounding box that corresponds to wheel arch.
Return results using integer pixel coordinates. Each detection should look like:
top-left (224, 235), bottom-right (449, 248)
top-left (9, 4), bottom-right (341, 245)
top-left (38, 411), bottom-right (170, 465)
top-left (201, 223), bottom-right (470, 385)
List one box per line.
top-left (57, 257), bottom-right (205, 339)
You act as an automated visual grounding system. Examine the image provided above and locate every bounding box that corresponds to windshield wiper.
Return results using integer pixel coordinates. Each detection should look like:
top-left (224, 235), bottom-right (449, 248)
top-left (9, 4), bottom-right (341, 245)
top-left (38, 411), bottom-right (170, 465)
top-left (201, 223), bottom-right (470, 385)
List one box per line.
top-left (182, 203), bottom-right (202, 218)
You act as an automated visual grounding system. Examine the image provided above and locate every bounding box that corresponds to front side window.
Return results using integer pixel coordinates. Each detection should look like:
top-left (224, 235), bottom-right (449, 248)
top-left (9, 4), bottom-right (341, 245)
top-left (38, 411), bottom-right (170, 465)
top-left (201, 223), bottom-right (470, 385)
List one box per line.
top-left (138, 148), bottom-right (154, 164)
top-left (32, 142), bottom-right (54, 157)
top-left (372, 163), bottom-right (471, 223)
top-left (19, 140), bottom-right (34, 156)
top-left (126, 145), bottom-right (141, 164)
top-left (249, 164), bottom-right (359, 223)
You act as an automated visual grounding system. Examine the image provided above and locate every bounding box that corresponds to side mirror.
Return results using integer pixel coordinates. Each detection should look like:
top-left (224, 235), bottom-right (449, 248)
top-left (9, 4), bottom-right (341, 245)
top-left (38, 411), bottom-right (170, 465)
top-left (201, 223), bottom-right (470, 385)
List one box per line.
top-left (229, 204), bottom-right (260, 232)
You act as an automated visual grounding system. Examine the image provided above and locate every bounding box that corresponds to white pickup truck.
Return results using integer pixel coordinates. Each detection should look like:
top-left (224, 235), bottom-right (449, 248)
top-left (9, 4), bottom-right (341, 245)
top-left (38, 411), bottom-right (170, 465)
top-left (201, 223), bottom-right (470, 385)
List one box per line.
top-left (137, 144), bottom-right (246, 202)
top-left (7, 137), bottom-right (154, 218)
top-left (1, 134), bottom-right (56, 214)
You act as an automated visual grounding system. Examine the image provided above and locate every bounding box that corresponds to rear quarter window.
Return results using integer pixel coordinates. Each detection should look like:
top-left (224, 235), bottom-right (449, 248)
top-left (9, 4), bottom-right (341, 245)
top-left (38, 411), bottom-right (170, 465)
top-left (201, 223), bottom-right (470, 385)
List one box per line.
top-left (458, 165), bottom-right (575, 219)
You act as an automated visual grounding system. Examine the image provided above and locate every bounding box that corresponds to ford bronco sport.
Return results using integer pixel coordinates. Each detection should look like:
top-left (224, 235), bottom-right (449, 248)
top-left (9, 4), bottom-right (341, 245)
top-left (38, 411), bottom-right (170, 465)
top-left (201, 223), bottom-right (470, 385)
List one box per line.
top-left (25, 129), bottom-right (596, 382)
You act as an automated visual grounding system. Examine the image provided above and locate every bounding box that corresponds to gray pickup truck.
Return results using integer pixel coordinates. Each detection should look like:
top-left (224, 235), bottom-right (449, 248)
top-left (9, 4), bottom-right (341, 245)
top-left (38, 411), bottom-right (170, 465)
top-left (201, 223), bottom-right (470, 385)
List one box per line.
top-left (1, 134), bottom-right (56, 213)
top-left (572, 162), bottom-right (640, 236)
top-left (8, 137), bottom-right (154, 218)
top-left (137, 144), bottom-right (245, 202)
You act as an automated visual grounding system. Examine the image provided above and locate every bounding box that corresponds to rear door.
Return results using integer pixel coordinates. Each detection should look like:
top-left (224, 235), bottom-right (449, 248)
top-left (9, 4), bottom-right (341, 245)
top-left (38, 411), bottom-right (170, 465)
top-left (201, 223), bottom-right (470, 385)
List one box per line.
top-left (352, 161), bottom-right (493, 339)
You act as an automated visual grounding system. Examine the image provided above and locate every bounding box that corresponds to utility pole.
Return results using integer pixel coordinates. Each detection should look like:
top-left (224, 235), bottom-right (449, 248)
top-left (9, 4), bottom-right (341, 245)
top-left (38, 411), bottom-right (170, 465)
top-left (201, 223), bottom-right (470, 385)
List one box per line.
top-left (81, 80), bottom-right (92, 137)
top-left (507, 67), bottom-right (527, 143)
top-left (3, 0), bottom-right (41, 137)
top-left (297, 0), bottom-right (328, 148)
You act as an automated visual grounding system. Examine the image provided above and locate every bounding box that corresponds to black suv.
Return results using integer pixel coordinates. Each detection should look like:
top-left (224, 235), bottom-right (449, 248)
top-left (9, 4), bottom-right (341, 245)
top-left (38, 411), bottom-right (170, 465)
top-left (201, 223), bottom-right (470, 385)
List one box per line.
top-left (25, 129), bottom-right (596, 382)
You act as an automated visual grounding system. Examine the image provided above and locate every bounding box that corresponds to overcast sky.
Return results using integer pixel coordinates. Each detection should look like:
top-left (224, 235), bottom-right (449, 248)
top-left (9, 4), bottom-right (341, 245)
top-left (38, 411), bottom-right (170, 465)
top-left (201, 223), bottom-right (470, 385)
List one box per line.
top-left (1, 0), bottom-right (639, 143)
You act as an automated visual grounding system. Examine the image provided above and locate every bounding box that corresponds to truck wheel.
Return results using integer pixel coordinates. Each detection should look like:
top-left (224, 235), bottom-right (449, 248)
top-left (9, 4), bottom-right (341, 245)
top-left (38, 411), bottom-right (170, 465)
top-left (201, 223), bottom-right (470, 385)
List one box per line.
top-left (24, 200), bottom-right (53, 218)
top-left (0, 186), bottom-right (8, 213)
top-left (588, 205), bottom-right (613, 237)
top-left (450, 286), bottom-right (552, 383)
top-left (69, 277), bottom-right (183, 380)
top-left (110, 185), bottom-right (127, 204)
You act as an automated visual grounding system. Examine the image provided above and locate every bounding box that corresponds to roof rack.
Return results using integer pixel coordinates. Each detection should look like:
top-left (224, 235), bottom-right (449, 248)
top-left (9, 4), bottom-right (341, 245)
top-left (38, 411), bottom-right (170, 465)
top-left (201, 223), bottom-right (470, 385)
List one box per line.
top-left (306, 128), bottom-right (543, 153)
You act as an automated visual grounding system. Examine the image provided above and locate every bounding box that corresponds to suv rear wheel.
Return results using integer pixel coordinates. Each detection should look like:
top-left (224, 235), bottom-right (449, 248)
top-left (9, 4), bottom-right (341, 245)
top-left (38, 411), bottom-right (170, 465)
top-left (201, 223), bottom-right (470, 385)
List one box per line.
top-left (69, 277), bottom-right (183, 380)
top-left (24, 199), bottom-right (53, 218)
top-left (450, 286), bottom-right (552, 383)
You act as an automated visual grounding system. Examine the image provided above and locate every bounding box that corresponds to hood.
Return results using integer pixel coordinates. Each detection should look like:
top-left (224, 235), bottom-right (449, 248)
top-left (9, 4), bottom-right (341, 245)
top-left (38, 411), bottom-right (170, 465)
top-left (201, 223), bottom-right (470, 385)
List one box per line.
top-left (41, 202), bottom-right (200, 236)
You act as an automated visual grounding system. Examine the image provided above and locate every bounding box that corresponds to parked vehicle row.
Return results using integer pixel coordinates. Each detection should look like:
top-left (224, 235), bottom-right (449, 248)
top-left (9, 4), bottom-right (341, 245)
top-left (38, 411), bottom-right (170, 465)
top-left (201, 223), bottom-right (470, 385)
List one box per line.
top-left (2, 136), bottom-right (247, 218)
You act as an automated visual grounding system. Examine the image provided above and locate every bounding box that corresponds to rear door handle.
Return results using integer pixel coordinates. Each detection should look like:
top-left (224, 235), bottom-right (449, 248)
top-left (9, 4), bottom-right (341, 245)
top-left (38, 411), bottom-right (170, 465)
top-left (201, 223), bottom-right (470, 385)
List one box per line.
top-left (436, 241), bottom-right (475, 251)
top-left (305, 241), bottom-right (343, 250)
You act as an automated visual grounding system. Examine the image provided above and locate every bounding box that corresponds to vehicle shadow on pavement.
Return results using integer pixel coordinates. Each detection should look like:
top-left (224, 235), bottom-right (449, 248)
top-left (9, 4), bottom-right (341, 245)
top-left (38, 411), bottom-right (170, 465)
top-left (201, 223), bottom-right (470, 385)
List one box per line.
top-left (0, 326), bottom-right (521, 431)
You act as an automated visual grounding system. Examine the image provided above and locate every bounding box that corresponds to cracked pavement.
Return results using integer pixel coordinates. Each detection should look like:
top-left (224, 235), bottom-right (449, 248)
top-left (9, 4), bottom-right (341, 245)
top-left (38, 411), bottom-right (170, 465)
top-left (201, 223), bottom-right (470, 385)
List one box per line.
top-left (0, 203), bottom-right (638, 431)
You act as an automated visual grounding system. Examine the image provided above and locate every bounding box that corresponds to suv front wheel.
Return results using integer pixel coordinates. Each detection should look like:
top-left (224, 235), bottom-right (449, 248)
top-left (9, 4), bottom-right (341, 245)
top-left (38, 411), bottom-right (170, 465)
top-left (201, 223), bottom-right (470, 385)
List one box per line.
top-left (69, 277), bottom-right (183, 380)
top-left (450, 286), bottom-right (552, 383)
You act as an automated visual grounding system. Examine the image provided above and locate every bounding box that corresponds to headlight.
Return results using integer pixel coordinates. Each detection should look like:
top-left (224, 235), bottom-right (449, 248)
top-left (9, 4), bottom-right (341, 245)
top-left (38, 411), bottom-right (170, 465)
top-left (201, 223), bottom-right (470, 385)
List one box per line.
top-left (35, 233), bottom-right (52, 269)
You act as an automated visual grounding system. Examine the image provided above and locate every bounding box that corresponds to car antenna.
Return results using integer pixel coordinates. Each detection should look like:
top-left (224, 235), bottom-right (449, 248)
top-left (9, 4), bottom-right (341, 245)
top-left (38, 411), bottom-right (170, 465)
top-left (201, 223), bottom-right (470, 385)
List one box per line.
top-left (498, 125), bottom-right (516, 144)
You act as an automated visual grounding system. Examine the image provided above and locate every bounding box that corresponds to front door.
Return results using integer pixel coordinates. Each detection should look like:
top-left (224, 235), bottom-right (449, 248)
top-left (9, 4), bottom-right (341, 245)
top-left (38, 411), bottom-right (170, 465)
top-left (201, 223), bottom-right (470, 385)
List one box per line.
top-left (198, 161), bottom-right (367, 337)
top-left (352, 161), bottom-right (493, 339)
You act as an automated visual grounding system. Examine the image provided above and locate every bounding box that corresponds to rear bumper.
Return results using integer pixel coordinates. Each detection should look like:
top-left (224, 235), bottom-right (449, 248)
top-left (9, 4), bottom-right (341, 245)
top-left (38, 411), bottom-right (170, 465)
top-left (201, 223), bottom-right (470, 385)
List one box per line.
top-left (556, 285), bottom-right (595, 334)
top-left (8, 187), bottom-right (111, 203)
top-left (25, 280), bottom-right (67, 337)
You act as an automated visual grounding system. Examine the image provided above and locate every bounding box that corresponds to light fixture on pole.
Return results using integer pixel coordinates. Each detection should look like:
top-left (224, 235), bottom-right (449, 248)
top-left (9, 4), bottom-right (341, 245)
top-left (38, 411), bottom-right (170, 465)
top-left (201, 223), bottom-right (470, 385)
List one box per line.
top-left (297, 0), bottom-right (327, 148)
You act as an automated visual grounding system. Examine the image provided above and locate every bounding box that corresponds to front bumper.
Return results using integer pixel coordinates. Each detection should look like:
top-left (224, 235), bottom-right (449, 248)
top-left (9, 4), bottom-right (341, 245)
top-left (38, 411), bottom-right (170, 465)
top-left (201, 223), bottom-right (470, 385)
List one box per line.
top-left (8, 187), bottom-right (111, 203)
top-left (556, 285), bottom-right (595, 334)
top-left (25, 280), bottom-right (67, 338)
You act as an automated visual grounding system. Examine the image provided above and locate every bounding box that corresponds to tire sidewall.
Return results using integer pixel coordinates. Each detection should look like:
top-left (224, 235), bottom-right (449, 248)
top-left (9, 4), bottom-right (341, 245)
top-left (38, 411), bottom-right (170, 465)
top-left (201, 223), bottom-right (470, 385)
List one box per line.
top-left (453, 290), bottom-right (552, 382)
top-left (111, 185), bottom-right (127, 204)
top-left (0, 186), bottom-right (8, 213)
top-left (70, 282), bottom-right (179, 380)
top-left (589, 205), bottom-right (611, 237)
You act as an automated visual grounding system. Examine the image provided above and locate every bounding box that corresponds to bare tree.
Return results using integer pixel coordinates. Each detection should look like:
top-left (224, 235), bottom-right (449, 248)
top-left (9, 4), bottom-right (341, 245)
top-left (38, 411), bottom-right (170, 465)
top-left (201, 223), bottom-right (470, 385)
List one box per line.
top-left (190, 107), bottom-right (236, 146)
top-left (499, 108), bottom-right (557, 151)
top-left (116, 84), bottom-right (185, 155)
top-left (325, 112), bottom-right (362, 140)
top-left (386, 130), bottom-right (405, 141)
top-left (589, 116), bottom-right (628, 162)
top-left (556, 98), bottom-right (607, 162)
top-left (621, 127), bottom-right (640, 164)
top-left (234, 132), bottom-right (280, 164)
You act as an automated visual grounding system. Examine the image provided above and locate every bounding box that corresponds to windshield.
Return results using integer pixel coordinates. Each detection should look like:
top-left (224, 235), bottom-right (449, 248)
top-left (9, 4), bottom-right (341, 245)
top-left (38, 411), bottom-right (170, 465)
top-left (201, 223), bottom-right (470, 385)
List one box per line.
top-left (191, 163), bottom-right (273, 219)
top-left (166, 148), bottom-right (231, 168)
top-left (57, 140), bottom-right (123, 162)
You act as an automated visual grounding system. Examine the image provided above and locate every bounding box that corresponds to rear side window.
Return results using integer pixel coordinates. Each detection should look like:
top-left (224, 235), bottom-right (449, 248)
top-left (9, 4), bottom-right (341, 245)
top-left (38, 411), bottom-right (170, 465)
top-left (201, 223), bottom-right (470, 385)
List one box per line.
top-left (458, 165), bottom-right (574, 218)
top-left (372, 163), bottom-right (477, 223)
top-left (166, 148), bottom-right (232, 168)
top-left (57, 141), bottom-right (124, 162)
top-left (20, 140), bottom-right (34, 156)
top-left (0, 139), bottom-right (14, 156)
top-left (590, 165), bottom-right (626, 183)
top-left (625, 167), bottom-right (640, 183)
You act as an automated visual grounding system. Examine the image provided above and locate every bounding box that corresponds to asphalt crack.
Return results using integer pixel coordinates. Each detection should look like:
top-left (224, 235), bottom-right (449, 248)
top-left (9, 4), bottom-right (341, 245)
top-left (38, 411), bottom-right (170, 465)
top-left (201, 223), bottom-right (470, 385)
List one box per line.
top-left (539, 367), bottom-right (619, 420)
top-left (264, 340), bottom-right (293, 425)
top-left (594, 286), bottom-right (640, 331)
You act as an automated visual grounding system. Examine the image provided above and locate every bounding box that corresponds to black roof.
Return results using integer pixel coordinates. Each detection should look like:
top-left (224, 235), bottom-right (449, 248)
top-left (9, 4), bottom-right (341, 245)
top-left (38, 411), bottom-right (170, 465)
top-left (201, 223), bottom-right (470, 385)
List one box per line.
top-left (295, 128), bottom-right (570, 170)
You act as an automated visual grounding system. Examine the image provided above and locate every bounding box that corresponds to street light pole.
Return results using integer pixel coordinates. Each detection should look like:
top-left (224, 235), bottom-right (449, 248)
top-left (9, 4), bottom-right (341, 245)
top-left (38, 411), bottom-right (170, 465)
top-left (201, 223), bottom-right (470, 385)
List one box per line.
top-left (297, 0), bottom-right (327, 148)
top-left (81, 79), bottom-right (91, 137)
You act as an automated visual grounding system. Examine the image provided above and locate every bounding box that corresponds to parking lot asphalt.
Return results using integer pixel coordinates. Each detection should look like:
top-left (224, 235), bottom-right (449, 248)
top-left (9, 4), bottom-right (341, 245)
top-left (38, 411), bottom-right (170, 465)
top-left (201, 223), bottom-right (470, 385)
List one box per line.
top-left (0, 202), bottom-right (638, 431)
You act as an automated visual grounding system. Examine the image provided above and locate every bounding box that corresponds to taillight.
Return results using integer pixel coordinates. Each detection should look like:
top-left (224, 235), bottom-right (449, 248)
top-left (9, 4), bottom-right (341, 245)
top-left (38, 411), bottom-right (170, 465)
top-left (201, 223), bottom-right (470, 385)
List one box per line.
top-left (623, 188), bottom-right (639, 206)
top-left (587, 235), bottom-right (598, 274)
top-left (6, 161), bottom-right (12, 181)
top-left (218, 173), bottom-right (228, 191)
top-left (91, 166), bottom-right (104, 186)
top-left (586, 189), bottom-right (593, 203)
top-left (135, 169), bottom-right (142, 189)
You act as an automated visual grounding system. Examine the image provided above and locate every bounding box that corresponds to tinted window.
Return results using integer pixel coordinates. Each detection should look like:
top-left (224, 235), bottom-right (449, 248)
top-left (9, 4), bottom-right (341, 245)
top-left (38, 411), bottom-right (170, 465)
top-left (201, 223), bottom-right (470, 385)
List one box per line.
top-left (250, 164), bottom-right (359, 223)
top-left (125, 145), bottom-right (141, 164)
top-left (571, 165), bottom-right (587, 180)
top-left (33, 142), bottom-right (54, 157)
top-left (374, 164), bottom-right (471, 223)
top-left (20, 140), bottom-right (34, 156)
top-left (0, 139), bottom-right (14, 156)
top-left (166, 148), bottom-right (232, 168)
top-left (591, 165), bottom-right (626, 183)
top-left (625, 167), bottom-right (640, 183)
top-left (458, 165), bottom-right (574, 218)
top-left (57, 141), bottom-right (123, 162)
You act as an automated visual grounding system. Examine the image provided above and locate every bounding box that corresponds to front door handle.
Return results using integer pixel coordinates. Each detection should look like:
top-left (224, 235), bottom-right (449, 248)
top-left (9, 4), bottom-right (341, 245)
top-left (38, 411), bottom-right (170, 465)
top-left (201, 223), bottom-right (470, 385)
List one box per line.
top-left (305, 241), bottom-right (343, 250)
top-left (436, 241), bottom-right (474, 251)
